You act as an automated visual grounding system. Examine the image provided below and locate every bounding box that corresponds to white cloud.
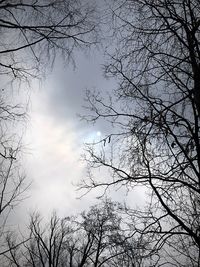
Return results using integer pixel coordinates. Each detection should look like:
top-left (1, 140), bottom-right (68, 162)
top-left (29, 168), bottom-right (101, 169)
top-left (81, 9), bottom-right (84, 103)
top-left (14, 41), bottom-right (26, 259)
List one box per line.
top-left (24, 107), bottom-right (86, 215)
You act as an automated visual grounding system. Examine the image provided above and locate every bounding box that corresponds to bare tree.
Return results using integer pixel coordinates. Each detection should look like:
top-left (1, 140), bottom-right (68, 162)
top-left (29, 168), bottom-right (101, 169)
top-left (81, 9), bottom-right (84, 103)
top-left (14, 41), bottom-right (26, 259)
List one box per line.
top-left (77, 200), bottom-right (125, 267)
top-left (2, 200), bottom-right (150, 267)
top-left (0, 95), bottom-right (28, 258)
top-left (0, 0), bottom-right (97, 262)
top-left (0, 0), bottom-right (97, 84)
top-left (80, 1), bottom-right (200, 266)
top-left (2, 212), bottom-right (70, 267)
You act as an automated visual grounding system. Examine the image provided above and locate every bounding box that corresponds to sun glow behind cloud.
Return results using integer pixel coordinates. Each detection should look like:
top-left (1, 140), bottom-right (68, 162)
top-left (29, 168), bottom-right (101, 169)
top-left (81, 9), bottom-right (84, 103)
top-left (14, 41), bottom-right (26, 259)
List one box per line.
top-left (22, 87), bottom-right (105, 219)
top-left (20, 86), bottom-right (146, 222)
top-left (15, 52), bottom-right (146, 224)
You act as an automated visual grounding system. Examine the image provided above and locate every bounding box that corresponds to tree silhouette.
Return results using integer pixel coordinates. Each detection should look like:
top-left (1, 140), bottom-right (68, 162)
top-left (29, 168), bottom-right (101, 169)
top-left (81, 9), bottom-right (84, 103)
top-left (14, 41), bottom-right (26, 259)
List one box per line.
top-left (0, 0), bottom-right (97, 83)
top-left (3, 200), bottom-right (152, 267)
top-left (80, 1), bottom-right (200, 265)
top-left (0, 0), bottom-right (97, 261)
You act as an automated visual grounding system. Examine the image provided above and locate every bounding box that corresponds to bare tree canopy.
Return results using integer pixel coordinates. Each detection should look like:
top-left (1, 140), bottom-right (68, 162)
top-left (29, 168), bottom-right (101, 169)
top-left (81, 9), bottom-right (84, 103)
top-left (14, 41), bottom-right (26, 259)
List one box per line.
top-left (2, 200), bottom-right (151, 267)
top-left (81, 0), bottom-right (200, 265)
top-left (0, 0), bottom-right (97, 83)
top-left (0, 0), bottom-right (97, 261)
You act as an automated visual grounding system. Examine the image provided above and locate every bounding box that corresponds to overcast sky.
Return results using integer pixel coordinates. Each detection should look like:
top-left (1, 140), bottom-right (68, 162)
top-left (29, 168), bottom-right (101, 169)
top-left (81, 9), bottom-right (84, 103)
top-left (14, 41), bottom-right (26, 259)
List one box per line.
top-left (9, 42), bottom-right (145, 228)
